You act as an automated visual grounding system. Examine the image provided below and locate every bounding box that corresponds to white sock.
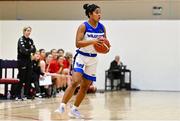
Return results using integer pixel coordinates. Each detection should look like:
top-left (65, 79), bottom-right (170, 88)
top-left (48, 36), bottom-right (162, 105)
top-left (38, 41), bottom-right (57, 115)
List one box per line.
top-left (60, 103), bottom-right (66, 108)
top-left (72, 105), bottom-right (78, 110)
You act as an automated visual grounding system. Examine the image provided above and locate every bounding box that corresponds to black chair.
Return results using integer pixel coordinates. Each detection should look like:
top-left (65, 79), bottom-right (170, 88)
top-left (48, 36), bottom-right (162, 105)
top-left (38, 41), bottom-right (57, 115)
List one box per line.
top-left (0, 59), bottom-right (19, 99)
top-left (117, 69), bottom-right (131, 90)
top-left (105, 66), bottom-right (131, 91)
top-left (105, 69), bottom-right (122, 91)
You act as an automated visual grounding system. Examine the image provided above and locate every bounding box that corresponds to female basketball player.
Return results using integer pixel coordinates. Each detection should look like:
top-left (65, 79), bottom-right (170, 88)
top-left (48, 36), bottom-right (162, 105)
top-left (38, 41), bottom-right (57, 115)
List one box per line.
top-left (55, 3), bottom-right (107, 118)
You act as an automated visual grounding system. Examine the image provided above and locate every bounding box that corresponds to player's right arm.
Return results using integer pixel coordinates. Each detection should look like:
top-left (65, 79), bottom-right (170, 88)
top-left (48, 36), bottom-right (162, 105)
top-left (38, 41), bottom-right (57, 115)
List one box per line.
top-left (75, 24), bottom-right (103, 48)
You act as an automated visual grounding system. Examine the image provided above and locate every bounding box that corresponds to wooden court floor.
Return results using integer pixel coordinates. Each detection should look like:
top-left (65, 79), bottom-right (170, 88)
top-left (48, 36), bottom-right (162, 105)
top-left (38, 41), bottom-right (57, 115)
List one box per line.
top-left (0, 91), bottom-right (179, 120)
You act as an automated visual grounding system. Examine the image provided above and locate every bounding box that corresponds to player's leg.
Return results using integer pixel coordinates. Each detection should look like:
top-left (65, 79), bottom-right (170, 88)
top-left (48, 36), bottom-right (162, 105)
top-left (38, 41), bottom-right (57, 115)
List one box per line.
top-left (69, 61), bottom-right (97, 118)
top-left (68, 78), bottom-right (92, 118)
top-left (74, 78), bottom-right (92, 107)
top-left (55, 54), bottom-right (84, 114)
top-left (55, 71), bottom-right (82, 113)
top-left (62, 72), bottom-right (83, 104)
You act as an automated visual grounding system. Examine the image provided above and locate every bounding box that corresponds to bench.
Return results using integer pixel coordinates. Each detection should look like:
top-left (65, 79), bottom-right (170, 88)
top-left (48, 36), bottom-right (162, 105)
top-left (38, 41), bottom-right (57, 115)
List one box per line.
top-left (0, 59), bottom-right (19, 99)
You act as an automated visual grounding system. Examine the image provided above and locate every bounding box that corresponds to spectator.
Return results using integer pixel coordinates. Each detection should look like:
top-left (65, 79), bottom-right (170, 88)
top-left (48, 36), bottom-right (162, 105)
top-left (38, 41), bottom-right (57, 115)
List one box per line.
top-left (45, 52), bottom-right (53, 73)
top-left (57, 48), bottom-right (65, 57)
top-left (31, 51), bottom-right (44, 98)
top-left (48, 49), bottom-right (60, 73)
top-left (87, 82), bottom-right (97, 93)
top-left (39, 50), bottom-right (52, 97)
top-left (108, 55), bottom-right (124, 90)
top-left (109, 55), bottom-right (123, 70)
top-left (62, 52), bottom-right (73, 88)
top-left (57, 56), bottom-right (65, 92)
top-left (48, 49), bottom-right (61, 97)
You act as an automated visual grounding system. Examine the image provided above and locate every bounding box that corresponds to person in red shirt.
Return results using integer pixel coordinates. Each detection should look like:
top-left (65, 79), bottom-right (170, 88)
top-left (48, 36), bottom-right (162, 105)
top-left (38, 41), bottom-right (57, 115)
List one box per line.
top-left (48, 49), bottom-right (60, 73)
top-left (57, 56), bottom-right (65, 92)
top-left (62, 52), bottom-right (73, 90)
top-left (57, 48), bottom-right (65, 58)
top-left (48, 49), bottom-right (61, 97)
top-left (39, 49), bottom-right (52, 97)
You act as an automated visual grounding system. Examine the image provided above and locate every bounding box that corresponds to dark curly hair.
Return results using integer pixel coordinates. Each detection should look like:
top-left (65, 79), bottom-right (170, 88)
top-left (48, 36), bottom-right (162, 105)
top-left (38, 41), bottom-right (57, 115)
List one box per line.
top-left (83, 4), bottom-right (100, 18)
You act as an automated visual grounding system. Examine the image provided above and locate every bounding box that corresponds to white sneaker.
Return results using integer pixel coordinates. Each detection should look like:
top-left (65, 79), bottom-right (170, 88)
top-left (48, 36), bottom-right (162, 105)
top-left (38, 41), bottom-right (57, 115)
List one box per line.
top-left (21, 97), bottom-right (27, 101)
top-left (55, 105), bottom-right (65, 114)
top-left (68, 108), bottom-right (83, 118)
top-left (15, 97), bottom-right (20, 101)
top-left (35, 93), bottom-right (42, 98)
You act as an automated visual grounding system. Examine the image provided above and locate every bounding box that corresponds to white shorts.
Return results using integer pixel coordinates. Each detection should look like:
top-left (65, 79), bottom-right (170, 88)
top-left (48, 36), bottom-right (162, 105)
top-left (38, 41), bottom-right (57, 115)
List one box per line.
top-left (73, 53), bottom-right (97, 81)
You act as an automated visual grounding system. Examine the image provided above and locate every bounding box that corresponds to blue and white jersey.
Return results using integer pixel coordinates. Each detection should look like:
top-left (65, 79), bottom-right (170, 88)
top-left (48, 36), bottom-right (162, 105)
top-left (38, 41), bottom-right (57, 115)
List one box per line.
top-left (79, 21), bottom-right (105, 54)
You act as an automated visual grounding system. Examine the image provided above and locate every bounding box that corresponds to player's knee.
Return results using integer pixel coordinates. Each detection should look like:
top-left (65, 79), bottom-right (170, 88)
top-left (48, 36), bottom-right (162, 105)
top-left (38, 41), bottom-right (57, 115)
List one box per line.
top-left (71, 81), bottom-right (79, 88)
top-left (80, 85), bottom-right (89, 92)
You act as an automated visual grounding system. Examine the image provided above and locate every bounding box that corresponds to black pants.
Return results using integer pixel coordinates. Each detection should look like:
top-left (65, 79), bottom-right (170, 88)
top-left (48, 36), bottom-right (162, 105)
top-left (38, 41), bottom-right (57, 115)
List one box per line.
top-left (108, 71), bottom-right (125, 90)
top-left (16, 60), bottom-right (32, 97)
top-left (32, 74), bottom-right (40, 94)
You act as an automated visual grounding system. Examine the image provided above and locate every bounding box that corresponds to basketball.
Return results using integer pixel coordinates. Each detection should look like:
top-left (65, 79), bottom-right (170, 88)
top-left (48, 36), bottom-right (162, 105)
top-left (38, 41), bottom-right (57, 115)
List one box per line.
top-left (94, 37), bottom-right (111, 54)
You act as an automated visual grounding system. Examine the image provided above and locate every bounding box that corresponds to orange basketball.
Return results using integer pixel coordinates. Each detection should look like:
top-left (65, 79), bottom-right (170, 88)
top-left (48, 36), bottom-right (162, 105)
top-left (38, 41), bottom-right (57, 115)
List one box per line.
top-left (94, 38), bottom-right (111, 54)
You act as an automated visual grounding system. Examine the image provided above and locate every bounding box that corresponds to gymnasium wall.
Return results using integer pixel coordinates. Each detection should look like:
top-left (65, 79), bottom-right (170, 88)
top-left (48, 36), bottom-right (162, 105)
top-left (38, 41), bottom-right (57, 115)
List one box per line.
top-left (0, 22), bottom-right (2, 58)
top-left (0, 20), bottom-right (180, 91)
top-left (0, 0), bottom-right (179, 20)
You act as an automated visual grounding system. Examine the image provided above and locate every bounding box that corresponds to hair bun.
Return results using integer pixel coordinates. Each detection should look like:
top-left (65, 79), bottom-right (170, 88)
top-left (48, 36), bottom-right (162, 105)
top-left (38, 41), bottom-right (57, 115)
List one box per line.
top-left (83, 4), bottom-right (89, 10)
